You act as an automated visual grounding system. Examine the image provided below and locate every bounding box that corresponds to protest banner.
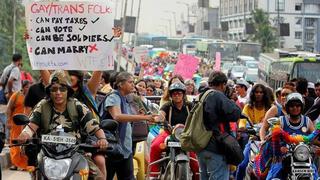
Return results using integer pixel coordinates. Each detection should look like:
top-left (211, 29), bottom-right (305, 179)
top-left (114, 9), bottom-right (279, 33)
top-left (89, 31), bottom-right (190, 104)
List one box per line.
top-left (214, 52), bottom-right (221, 71)
top-left (173, 54), bottom-right (199, 80)
top-left (133, 46), bottom-right (148, 64)
top-left (25, 1), bottom-right (116, 70)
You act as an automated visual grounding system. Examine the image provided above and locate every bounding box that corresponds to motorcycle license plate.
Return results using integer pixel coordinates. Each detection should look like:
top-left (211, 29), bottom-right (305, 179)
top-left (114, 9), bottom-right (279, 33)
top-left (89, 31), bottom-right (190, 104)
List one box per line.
top-left (292, 169), bottom-right (314, 174)
top-left (168, 141), bottom-right (181, 147)
top-left (42, 135), bottom-right (76, 145)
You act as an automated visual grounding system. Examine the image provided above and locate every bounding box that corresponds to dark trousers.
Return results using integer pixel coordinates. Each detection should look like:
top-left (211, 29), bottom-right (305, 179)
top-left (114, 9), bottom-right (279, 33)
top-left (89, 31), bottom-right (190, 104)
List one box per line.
top-left (106, 154), bottom-right (134, 180)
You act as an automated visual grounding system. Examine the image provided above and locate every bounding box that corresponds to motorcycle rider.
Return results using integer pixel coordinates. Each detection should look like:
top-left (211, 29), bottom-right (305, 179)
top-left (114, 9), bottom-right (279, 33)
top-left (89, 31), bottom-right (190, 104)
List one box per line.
top-left (17, 70), bottom-right (108, 179)
top-left (236, 84), bottom-right (273, 180)
top-left (266, 92), bottom-right (316, 179)
top-left (149, 82), bottom-right (199, 180)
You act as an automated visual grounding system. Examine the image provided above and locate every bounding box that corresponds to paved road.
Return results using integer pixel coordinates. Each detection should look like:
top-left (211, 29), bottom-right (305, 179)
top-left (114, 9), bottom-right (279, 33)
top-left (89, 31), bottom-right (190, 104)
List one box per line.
top-left (2, 169), bottom-right (31, 179)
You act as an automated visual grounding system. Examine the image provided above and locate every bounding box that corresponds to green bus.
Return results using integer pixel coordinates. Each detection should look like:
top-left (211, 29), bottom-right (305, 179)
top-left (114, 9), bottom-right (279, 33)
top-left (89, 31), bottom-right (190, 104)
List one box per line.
top-left (261, 56), bottom-right (320, 89)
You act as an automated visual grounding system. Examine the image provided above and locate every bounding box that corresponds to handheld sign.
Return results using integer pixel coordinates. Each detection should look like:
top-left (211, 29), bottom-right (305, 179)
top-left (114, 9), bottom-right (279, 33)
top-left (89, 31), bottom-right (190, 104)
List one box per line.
top-left (214, 52), bottom-right (221, 71)
top-left (173, 54), bottom-right (199, 80)
top-left (25, 1), bottom-right (115, 70)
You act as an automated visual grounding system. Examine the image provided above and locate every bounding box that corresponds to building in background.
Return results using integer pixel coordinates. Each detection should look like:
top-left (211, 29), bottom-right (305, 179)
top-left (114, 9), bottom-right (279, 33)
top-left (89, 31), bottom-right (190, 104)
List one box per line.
top-left (195, 7), bottom-right (221, 38)
top-left (219, 0), bottom-right (320, 52)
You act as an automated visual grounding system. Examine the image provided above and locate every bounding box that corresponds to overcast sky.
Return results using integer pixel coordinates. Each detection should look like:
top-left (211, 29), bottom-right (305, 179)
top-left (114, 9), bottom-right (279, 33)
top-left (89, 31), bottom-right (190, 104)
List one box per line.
top-left (23, 0), bottom-right (219, 35)
top-left (117, 0), bottom-right (219, 35)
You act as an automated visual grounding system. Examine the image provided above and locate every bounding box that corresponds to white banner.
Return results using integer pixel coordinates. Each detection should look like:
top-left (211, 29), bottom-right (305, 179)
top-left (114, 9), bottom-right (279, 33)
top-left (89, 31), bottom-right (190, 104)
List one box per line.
top-left (133, 46), bottom-right (148, 64)
top-left (25, 1), bottom-right (115, 70)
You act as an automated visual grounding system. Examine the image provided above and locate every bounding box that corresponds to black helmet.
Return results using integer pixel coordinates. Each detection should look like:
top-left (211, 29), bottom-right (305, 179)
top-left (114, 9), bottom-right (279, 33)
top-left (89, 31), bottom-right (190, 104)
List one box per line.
top-left (169, 82), bottom-right (186, 94)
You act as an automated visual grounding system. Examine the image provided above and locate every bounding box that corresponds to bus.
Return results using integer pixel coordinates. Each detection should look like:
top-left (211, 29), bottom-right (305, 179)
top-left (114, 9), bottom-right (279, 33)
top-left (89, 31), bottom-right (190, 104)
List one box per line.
top-left (236, 42), bottom-right (261, 60)
top-left (208, 42), bottom-right (237, 62)
top-left (135, 34), bottom-right (168, 48)
top-left (167, 37), bottom-right (181, 51)
top-left (259, 52), bottom-right (320, 89)
top-left (180, 37), bottom-right (203, 52)
top-left (196, 39), bottom-right (224, 58)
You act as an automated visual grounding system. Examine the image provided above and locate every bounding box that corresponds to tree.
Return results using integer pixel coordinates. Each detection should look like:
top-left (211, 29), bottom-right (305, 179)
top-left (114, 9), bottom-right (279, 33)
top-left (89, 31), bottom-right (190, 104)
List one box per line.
top-left (249, 9), bottom-right (277, 53)
top-left (0, 0), bottom-right (38, 78)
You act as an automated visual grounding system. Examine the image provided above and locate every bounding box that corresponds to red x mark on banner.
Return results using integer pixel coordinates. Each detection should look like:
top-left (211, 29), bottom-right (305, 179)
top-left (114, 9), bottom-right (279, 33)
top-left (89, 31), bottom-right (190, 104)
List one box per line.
top-left (89, 44), bottom-right (98, 53)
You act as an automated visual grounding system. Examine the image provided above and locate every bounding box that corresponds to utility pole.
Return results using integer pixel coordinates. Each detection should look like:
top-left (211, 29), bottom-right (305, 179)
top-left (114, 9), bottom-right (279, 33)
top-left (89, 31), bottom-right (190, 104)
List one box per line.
top-left (243, 0), bottom-right (246, 40)
top-left (134, 0), bottom-right (142, 47)
top-left (129, 0), bottom-right (134, 44)
top-left (117, 0), bottom-right (128, 72)
top-left (12, 0), bottom-right (17, 54)
top-left (277, 0), bottom-right (281, 48)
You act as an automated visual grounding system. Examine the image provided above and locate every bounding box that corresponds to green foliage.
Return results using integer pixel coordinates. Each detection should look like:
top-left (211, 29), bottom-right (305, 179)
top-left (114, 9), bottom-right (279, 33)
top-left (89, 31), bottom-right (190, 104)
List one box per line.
top-left (0, 1), bottom-right (39, 78)
top-left (249, 9), bottom-right (277, 53)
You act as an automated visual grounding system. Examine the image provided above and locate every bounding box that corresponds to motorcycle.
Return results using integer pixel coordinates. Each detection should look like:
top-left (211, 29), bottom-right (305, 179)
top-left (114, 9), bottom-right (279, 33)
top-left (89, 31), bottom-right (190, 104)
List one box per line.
top-left (282, 142), bottom-right (317, 180)
top-left (11, 114), bottom-right (116, 180)
top-left (147, 123), bottom-right (196, 180)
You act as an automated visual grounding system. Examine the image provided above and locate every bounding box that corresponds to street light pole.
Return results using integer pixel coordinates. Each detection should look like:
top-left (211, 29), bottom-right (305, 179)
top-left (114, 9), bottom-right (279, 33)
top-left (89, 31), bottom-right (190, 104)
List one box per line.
top-left (165, 11), bottom-right (177, 36)
top-left (117, 0), bottom-right (129, 72)
top-left (162, 18), bottom-right (172, 37)
top-left (177, 2), bottom-right (190, 32)
top-left (134, 0), bottom-right (142, 47)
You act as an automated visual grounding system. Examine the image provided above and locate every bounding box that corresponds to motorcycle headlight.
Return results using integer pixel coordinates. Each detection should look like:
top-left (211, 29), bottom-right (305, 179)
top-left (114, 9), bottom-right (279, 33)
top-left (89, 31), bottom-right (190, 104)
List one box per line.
top-left (294, 144), bottom-right (310, 161)
top-left (172, 124), bottom-right (185, 141)
top-left (44, 157), bottom-right (71, 179)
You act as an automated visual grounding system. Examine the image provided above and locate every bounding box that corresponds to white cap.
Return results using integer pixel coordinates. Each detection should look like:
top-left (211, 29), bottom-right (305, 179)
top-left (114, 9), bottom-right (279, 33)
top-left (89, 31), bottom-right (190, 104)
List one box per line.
top-left (308, 82), bottom-right (315, 89)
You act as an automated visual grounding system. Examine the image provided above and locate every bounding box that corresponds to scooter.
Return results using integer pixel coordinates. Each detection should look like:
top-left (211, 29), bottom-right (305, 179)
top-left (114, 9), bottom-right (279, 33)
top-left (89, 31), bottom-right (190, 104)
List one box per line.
top-left (11, 114), bottom-right (116, 180)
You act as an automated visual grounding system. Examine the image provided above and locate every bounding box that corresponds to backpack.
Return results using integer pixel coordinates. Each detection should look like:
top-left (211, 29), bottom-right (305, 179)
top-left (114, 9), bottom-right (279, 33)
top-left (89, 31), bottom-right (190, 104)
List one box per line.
top-left (180, 89), bottom-right (215, 152)
top-left (97, 90), bottom-right (117, 120)
top-left (0, 66), bottom-right (15, 104)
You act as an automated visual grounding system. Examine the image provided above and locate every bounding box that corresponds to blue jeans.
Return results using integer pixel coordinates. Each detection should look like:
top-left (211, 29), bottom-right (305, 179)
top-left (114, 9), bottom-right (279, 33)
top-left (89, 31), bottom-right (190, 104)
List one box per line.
top-left (0, 113), bottom-right (8, 139)
top-left (236, 142), bottom-right (250, 180)
top-left (197, 150), bottom-right (229, 180)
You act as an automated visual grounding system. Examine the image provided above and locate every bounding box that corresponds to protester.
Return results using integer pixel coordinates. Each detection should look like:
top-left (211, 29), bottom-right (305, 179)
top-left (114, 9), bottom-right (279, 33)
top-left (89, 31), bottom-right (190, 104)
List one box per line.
top-left (102, 72), bottom-right (158, 180)
top-left (18, 71), bottom-right (107, 179)
top-left (149, 82), bottom-right (199, 180)
top-left (259, 87), bottom-right (294, 141)
top-left (160, 75), bottom-right (184, 107)
top-left (6, 80), bottom-right (30, 170)
top-left (100, 70), bottom-right (113, 94)
top-left (235, 79), bottom-right (249, 110)
top-left (197, 71), bottom-right (241, 180)
top-left (0, 53), bottom-right (23, 101)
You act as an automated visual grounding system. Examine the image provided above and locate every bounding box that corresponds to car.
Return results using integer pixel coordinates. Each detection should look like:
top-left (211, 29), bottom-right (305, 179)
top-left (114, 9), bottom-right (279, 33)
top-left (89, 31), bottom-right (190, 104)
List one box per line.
top-left (221, 62), bottom-right (234, 75)
top-left (244, 60), bottom-right (258, 73)
top-left (228, 65), bottom-right (247, 80)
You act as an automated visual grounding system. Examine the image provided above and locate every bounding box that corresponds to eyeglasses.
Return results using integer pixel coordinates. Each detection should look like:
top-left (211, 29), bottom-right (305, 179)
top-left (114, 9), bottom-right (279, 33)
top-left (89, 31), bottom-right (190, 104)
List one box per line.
top-left (50, 86), bottom-right (68, 93)
top-left (281, 93), bottom-right (289, 97)
top-left (171, 91), bottom-right (184, 96)
top-left (147, 89), bottom-right (154, 92)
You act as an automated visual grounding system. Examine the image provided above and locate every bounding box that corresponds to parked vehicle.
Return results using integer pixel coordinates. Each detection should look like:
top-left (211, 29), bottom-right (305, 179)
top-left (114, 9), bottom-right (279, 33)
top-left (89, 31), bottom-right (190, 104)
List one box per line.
top-left (228, 65), bottom-right (247, 80)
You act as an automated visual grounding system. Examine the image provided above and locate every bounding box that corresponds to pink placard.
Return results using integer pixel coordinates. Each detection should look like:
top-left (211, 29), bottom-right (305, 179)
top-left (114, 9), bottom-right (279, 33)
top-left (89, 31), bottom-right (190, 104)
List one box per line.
top-left (214, 52), bottom-right (221, 71)
top-left (173, 54), bottom-right (199, 79)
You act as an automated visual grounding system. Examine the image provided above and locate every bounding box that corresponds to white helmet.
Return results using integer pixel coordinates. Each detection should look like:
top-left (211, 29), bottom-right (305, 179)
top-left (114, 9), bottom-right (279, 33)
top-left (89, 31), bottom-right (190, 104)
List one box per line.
top-left (285, 93), bottom-right (304, 111)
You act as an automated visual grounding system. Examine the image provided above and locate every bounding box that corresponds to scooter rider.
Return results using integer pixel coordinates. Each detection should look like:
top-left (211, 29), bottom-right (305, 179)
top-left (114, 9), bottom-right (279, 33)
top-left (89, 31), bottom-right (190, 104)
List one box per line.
top-left (266, 92), bottom-right (316, 180)
top-left (17, 70), bottom-right (108, 179)
top-left (149, 82), bottom-right (199, 180)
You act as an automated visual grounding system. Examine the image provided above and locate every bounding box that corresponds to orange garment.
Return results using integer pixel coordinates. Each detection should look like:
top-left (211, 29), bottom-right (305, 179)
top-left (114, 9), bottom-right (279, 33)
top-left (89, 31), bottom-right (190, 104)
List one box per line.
top-left (8, 92), bottom-right (28, 169)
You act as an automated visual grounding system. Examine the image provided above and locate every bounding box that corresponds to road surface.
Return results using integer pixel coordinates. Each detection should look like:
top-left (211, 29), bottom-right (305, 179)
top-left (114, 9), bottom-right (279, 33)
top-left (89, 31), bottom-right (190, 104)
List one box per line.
top-left (2, 169), bottom-right (30, 179)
